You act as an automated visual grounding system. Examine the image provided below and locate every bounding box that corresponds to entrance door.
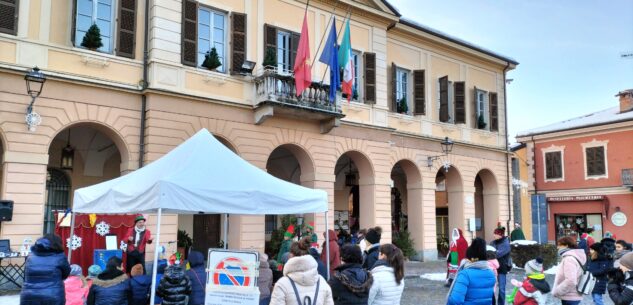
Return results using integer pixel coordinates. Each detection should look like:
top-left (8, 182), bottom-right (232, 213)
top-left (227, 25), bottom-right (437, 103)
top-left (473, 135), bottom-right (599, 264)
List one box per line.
top-left (45, 169), bottom-right (71, 235)
top-left (193, 214), bottom-right (221, 254)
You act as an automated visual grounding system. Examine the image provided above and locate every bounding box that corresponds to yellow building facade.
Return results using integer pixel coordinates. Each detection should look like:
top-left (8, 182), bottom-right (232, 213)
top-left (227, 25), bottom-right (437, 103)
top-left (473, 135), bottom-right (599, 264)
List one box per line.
top-left (0, 0), bottom-right (517, 260)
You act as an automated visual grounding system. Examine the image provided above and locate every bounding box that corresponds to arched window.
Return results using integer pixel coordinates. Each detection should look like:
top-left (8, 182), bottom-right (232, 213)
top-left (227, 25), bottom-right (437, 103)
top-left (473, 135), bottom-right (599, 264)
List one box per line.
top-left (44, 169), bottom-right (71, 234)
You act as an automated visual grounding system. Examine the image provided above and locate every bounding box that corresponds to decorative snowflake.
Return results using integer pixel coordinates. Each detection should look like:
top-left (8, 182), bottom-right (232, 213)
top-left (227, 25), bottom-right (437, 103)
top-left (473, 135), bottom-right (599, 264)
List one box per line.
top-left (120, 241), bottom-right (128, 251)
top-left (66, 235), bottom-right (82, 250)
top-left (442, 160), bottom-right (452, 173)
top-left (95, 221), bottom-right (110, 236)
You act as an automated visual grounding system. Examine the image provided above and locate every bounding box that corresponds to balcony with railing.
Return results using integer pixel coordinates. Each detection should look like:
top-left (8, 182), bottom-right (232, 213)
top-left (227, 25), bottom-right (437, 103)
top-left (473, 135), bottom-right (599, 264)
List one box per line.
top-left (253, 68), bottom-right (345, 133)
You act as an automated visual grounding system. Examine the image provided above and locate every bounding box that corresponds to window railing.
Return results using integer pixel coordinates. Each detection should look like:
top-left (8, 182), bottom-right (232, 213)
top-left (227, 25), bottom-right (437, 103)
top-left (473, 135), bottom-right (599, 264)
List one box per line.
top-left (622, 168), bottom-right (633, 186)
top-left (253, 67), bottom-right (342, 114)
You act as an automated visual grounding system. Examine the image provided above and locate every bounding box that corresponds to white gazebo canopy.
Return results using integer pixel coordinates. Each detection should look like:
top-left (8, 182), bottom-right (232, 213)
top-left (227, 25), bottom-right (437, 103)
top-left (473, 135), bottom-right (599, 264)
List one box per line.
top-left (73, 128), bottom-right (328, 214)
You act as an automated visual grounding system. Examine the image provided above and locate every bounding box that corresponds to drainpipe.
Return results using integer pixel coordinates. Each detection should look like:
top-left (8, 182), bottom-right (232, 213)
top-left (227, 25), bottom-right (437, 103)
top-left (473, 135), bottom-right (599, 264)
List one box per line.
top-left (139, 0), bottom-right (149, 169)
top-left (503, 62), bottom-right (512, 232)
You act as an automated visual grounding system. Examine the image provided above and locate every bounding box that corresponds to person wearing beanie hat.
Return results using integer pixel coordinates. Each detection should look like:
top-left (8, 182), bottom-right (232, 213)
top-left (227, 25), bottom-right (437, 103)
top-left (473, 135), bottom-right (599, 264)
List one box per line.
top-left (614, 240), bottom-right (632, 268)
top-left (447, 238), bottom-right (496, 305)
top-left (87, 265), bottom-right (102, 279)
top-left (362, 226), bottom-right (382, 270)
top-left (65, 264), bottom-right (89, 305)
top-left (305, 221), bottom-right (318, 245)
top-left (485, 245), bottom-right (500, 301)
top-left (123, 214), bottom-right (153, 274)
top-left (490, 224), bottom-right (511, 305)
top-left (510, 257), bottom-right (551, 305)
top-left (608, 252), bottom-right (633, 305)
top-left (587, 242), bottom-right (613, 305)
top-left (129, 263), bottom-right (152, 305)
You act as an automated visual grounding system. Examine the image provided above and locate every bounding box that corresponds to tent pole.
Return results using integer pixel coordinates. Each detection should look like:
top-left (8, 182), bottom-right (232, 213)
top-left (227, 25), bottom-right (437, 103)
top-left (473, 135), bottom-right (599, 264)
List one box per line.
top-left (223, 214), bottom-right (228, 249)
top-left (149, 208), bottom-right (162, 305)
top-left (325, 211), bottom-right (330, 280)
top-left (67, 212), bottom-right (76, 263)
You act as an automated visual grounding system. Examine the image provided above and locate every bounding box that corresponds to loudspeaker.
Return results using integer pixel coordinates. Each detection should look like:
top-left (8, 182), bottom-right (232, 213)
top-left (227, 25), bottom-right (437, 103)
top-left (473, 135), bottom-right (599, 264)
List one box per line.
top-left (0, 200), bottom-right (14, 221)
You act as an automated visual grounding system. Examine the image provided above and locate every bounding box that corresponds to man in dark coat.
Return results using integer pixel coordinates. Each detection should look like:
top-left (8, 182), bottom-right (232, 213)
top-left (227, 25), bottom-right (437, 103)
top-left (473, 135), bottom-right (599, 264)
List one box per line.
top-left (157, 262), bottom-right (192, 305)
top-left (185, 251), bottom-right (206, 305)
top-left (87, 256), bottom-right (130, 305)
top-left (490, 226), bottom-right (511, 305)
top-left (20, 234), bottom-right (71, 305)
top-left (124, 215), bottom-right (153, 274)
top-left (608, 252), bottom-right (633, 305)
top-left (328, 244), bottom-right (373, 305)
top-left (602, 232), bottom-right (617, 260)
top-left (362, 226), bottom-right (382, 270)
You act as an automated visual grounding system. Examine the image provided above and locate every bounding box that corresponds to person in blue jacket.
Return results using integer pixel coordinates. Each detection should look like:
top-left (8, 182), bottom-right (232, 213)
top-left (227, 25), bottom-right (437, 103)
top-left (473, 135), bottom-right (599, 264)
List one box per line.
top-left (490, 226), bottom-right (511, 305)
top-left (447, 237), bottom-right (496, 305)
top-left (185, 251), bottom-right (206, 305)
top-left (20, 234), bottom-right (71, 305)
top-left (87, 256), bottom-right (130, 305)
top-left (128, 264), bottom-right (152, 305)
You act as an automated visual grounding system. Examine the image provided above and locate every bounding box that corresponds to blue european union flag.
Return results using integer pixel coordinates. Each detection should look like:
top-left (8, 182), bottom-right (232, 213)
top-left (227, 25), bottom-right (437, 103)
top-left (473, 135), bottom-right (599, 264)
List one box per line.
top-left (318, 19), bottom-right (340, 103)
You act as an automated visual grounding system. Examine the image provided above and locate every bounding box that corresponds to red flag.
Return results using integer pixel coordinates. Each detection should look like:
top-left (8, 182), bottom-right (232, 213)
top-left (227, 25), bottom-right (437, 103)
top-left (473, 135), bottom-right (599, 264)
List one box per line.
top-left (293, 12), bottom-right (311, 96)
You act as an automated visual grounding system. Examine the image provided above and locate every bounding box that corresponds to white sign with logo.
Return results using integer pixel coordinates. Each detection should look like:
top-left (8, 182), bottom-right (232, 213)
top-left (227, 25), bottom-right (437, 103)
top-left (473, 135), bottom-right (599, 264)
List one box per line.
top-left (205, 249), bottom-right (260, 305)
top-left (611, 212), bottom-right (627, 227)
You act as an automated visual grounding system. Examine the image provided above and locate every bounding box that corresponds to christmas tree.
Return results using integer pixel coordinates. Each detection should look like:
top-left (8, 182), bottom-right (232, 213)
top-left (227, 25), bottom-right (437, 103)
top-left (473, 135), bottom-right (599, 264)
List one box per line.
top-left (262, 47), bottom-right (277, 68)
top-left (81, 24), bottom-right (103, 50)
top-left (201, 47), bottom-right (222, 70)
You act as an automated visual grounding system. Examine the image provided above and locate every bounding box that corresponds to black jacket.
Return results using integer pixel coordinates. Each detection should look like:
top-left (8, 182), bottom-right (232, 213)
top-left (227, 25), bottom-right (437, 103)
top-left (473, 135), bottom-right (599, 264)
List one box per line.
top-left (363, 245), bottom-right (380, 270)
top-left (608, 270), bottom-right (633, 305)
top-left (328, 263), bottom-right (373, 305)
top-left (87, 269), bottom-right (130, 305)
top-left (20, 241), bottom-right (71, 305)
top-left (157, 265), bottom-right (192, 305)
top-left (588, 254), bottom-right (614, 294)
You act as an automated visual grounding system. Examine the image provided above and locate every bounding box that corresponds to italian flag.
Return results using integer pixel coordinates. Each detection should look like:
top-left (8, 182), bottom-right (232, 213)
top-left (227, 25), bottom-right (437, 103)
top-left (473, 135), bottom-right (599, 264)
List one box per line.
top-left (338, 18), bottom-right (353, 101)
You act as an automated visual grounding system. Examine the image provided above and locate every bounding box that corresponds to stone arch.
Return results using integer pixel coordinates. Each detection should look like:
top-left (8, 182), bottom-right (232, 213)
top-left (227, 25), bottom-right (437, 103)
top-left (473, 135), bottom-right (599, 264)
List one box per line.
top-left (334, 150), bottom-right (375, 233)
top-left (475, 168), bottom-right (500, 240)
top-left (47, 121), bottom-right (132, 172)
top-left (435, 165), bottom-right (467, 240)
top-left (213, 134), bottom-right (240, 155)
top-left (391, 158), bottom-right (427, 259)
top-left (266, 143), bottom-right (317, 185)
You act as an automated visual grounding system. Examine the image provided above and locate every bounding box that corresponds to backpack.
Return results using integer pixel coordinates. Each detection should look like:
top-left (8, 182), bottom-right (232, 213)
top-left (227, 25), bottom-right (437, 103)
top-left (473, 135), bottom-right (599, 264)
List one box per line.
top-left (569, 256), bottom-right (596, 295)
top-left (288, 277), bottom-right (320, 305)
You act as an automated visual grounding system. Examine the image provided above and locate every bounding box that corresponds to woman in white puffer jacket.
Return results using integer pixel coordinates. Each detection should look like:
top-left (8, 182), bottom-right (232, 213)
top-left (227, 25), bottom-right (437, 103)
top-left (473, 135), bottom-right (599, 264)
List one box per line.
top-left (270, 237), bottom-right (334, 305)
top-left (368, 244), bottom-right (405, 305)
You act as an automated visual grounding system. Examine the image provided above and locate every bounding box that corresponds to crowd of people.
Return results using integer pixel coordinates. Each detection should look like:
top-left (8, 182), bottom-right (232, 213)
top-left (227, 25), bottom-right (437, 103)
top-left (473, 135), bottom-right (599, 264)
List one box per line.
top-left (444, 224), bottom-right (633, 305)
top-left (18, 224), bottom-right (405, 305)
top-left (17, 221), bottom-right (633, 305)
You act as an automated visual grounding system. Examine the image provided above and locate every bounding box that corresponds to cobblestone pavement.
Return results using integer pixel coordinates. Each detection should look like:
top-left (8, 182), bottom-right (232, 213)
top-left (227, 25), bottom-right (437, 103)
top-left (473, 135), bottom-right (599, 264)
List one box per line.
top-left (403, 260), bottom-right (614, 305)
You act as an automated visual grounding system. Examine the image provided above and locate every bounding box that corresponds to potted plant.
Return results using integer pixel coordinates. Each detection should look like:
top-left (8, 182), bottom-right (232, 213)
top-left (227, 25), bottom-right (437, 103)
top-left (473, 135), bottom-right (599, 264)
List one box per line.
top-left (477, 113), bottom-right (487, 129)
top-left (201, 47), bottom-right (222, 71)
top-left (81, 24), bottom-right (104, 51)
top-left (262, 46), bottom-right (277, 70)
top-left (177, 229), bottom-right (193, 259)
top-left (397, 97), bottom-right (408, 114)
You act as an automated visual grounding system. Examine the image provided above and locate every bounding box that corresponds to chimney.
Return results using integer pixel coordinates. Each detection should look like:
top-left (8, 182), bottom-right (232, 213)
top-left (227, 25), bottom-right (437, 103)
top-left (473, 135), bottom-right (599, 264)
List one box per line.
top-left (617, 89), bottom-right (633, 113)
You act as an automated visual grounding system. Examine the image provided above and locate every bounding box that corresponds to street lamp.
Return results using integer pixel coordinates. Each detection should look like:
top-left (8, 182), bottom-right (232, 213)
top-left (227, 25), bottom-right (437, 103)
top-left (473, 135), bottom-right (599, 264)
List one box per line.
top-left (344, 160), bottom-right (356, 186)
top-left (24, 67), bottom-right (46, 131)
top-left (60, 130), bottom-right (74, 170)
top-left (427, 137), bottom-right (454, 172)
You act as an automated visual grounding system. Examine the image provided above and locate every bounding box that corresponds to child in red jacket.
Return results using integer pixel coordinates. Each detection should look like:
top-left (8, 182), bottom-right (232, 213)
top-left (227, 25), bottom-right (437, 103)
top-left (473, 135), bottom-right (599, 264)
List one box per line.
top-left (511, 258), bottom-right (551, 305)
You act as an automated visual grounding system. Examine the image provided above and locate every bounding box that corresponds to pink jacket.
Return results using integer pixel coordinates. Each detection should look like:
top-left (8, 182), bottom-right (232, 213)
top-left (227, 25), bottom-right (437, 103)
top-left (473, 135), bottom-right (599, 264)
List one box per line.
top-left (64, 276), bottom-right (89, 305)
top-left (551, 248), bottom-right (586, 301)
top-left (487, 259), bottom-right (499, 278)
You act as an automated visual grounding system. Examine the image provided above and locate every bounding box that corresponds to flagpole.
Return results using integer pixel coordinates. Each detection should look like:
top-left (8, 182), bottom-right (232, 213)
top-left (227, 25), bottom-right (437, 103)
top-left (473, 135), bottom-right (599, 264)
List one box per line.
top-left (311, 1), bottom-right (341, 71)
top-left (319, 9), bottom-right (351, 85)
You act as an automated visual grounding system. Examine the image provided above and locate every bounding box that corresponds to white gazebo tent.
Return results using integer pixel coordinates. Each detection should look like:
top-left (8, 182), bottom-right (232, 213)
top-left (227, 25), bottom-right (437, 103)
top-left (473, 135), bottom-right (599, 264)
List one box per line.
top-left (71, 129), bottom-right (330, 304)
